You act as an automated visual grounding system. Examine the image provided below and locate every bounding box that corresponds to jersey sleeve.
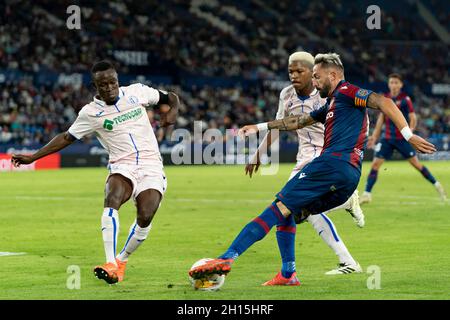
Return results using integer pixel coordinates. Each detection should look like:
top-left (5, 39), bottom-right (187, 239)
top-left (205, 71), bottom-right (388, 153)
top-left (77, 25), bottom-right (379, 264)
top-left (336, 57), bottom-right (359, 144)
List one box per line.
top-left (337, 84), bottom-right (373, 108)
top-left (275, 92), bottom-right (286, 120)
top-left (310, 104), bottom-right (328, 123)
top-left (68, 109), bottom-right (94, 140)
top-left (138, 84), bottom-right (161, 105)
top-left (353, 88), bottom-right (373, 108)
top-left (405, 96), bottom-right (415, 113)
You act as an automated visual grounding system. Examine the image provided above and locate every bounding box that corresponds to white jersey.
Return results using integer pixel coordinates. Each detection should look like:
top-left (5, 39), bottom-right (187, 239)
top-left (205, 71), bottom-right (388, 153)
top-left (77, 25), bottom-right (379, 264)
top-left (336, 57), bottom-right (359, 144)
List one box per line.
top-left (69, 83), bottom-right (163, 168)
top-left (276, 85), bottom-right (326, 162)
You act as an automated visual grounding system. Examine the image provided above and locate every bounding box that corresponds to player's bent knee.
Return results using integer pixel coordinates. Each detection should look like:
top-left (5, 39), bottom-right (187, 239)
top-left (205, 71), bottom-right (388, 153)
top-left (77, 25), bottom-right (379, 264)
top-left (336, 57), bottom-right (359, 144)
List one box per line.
top-left (137, 206), bottom-right (158, 227)
top-left (372, 158), bottom-right (384, 170)
top-left (275, 201), bottom-right (291, 217)
top-left (104, 194), bottom-right (124, 210)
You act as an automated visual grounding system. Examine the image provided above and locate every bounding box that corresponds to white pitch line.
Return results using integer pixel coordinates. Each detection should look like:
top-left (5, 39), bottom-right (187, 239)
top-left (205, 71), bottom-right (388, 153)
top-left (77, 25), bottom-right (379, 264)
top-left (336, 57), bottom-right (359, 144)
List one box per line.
top-left (0, 195), bottom-right (444, 206)
top-left (0, 252), bottom-right (26, 257)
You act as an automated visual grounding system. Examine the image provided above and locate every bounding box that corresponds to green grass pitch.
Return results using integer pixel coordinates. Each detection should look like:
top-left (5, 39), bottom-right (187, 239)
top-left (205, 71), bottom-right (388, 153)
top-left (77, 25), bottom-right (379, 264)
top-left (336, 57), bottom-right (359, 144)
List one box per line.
top-left (0, 161), bottom-right (449, 300)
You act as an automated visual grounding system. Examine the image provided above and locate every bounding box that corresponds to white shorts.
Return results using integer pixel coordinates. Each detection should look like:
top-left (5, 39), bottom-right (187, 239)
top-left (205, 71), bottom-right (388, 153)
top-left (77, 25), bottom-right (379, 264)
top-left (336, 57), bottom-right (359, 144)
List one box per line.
top-left (107, 163), bottom-right (167, 201)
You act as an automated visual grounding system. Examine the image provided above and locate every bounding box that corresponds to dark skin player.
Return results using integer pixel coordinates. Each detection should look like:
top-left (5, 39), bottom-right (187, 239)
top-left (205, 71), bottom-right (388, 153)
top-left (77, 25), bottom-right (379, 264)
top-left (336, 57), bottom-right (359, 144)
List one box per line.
top-left (11, 67), bottom-right (179, 228)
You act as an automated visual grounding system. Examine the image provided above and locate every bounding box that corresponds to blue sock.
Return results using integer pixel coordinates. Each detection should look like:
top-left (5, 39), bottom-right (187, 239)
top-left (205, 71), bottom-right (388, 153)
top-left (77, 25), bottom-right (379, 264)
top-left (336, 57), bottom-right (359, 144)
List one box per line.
top-left (365, 169), bottom-right (378, 192)
top-left (276, 214), bottom-right (296, 278)
top-left (219, 202), bottom-right (285, 260)
top-left (420, 166), bottom-right (437, 184)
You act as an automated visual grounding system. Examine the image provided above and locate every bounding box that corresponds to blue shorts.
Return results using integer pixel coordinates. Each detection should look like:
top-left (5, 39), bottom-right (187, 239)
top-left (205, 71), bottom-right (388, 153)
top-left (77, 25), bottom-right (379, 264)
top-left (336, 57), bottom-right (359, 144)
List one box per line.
top-left (275, 155), bottom-right (360, 219)
top-left (374, 138), bottom-right (416, 160)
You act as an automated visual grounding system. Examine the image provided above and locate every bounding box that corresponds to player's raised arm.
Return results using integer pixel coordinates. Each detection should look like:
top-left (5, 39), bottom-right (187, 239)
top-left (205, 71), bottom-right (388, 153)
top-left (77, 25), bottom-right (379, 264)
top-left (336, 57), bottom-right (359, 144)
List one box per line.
top-left (367, 113), bottom-right (384, 149)
top-left (160, 91), bottom-right (179, 127)
top-left (366, 92), bottom-right (436, 154)
top-left (11, 131), bottom-right (76, 167)
top-left (238, 114), bottom-right (316, 137)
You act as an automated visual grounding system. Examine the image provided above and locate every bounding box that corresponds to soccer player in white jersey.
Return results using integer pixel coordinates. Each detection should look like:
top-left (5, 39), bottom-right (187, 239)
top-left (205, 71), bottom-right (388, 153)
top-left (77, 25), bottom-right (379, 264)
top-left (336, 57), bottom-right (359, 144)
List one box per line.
top-left (11, 61), bottom-right (179, 284)
top-left (245, 52), bottom-right (364, 281)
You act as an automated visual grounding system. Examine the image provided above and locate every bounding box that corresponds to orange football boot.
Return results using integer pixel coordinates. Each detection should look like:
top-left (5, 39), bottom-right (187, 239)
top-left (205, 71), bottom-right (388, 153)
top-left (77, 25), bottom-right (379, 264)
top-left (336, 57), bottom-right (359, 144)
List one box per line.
top-left (262, 272), bottom-right (301, 286)
top-left (189, 258), bottom-right (233, 279)
top-left (115, 258), bottom-right (128, 282)
top-left (93, 262), bottom-right (119, 284)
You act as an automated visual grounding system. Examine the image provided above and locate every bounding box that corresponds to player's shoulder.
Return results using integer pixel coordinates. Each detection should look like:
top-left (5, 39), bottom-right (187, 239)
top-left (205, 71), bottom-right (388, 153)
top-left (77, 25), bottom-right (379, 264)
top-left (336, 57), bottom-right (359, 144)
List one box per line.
top-left (336, 82), bottom-right (371, 100)
top-left (399, 92), bottom-right (412, 101)
top-left (279, 85), bottom-right (295, 99)
top-left (121, 82), bottom-right (151, 94)
top-left (74, 101), bottom-right (98, 117)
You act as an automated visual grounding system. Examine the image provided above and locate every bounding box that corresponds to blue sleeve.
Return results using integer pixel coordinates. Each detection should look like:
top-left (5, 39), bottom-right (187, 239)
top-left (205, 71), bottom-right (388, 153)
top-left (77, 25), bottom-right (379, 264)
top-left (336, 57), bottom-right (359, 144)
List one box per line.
top-left (310, 104), bottom-right (328, 124)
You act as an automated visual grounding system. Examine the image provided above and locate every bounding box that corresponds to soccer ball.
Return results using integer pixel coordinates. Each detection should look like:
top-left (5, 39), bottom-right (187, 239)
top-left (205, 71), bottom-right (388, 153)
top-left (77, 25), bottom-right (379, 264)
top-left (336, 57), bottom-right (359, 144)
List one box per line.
top-left (189, 258), bottom-right (225, 291)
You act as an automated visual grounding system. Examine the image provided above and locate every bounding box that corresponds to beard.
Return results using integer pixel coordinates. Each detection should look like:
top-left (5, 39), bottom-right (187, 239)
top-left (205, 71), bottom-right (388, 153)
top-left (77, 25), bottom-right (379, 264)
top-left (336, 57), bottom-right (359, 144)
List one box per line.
top-left (318, 80), bottom-right (331, 98)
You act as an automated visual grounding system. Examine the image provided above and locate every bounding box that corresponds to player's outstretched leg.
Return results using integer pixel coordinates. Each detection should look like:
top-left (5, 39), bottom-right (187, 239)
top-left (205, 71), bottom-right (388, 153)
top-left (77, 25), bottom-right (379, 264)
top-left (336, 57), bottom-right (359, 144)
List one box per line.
top-left (409, 157), bottom-right (447, 201)
top-left (94, 174), bottom-right (132, 284)
top-left (308, 213), bottom-right (362, 275)
top-left (115, 221), bottom-right (152, 281)
top-left (94, 207), bottom-right (120, 284)
top-left (262, 214), bottom-right (300, 286)
top-left (325, 190), bottom-right (365, 228)
top-left (189, 201), bottom-right (288, 280)
top-left (115, 189), bottom-right (161, 282)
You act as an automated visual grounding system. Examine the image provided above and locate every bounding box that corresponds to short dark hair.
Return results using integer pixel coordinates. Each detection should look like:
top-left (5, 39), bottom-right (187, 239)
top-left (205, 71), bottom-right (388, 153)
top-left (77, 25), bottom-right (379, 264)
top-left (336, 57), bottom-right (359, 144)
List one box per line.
top-left (388, 73), bottom-right (403, 82)
top-left (91, 60), bottom-right (115, 74)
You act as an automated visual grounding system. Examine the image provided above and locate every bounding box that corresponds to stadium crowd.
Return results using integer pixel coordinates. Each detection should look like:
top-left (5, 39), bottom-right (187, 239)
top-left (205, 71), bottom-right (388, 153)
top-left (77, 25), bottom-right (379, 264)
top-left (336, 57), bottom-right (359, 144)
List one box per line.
top-left (1, 80), bottom-right (448, 146)
top-left (0, 0), bottom-right (448, 146)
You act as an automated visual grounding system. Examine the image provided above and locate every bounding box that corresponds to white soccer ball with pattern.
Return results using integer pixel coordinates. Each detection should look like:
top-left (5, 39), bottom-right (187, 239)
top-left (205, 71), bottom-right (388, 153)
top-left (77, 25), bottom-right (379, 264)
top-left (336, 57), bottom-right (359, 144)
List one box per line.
top-left (189, 258), bottom-right (225, 291)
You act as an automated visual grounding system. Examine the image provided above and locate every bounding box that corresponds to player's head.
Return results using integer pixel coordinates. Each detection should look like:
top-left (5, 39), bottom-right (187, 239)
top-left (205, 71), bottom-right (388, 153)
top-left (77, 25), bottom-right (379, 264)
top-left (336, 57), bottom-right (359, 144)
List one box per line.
top-left (288, 52), bottom-right (314, 93)
top-left (312, 53), bottom-right (345, 98)
top-left (91, 60), bottom-right (119, 105)
top-left (388, 73), bottom-right (403, 96)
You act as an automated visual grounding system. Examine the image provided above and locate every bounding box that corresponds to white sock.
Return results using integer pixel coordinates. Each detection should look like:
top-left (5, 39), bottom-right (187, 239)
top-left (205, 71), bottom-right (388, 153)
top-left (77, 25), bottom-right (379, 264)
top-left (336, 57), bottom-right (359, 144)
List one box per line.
top-left (101, 208), bottom-right (120, 265)
top-left (117, 221), bottom-right (152, 261)
top-left (307, 213), bottom-right (357, 265)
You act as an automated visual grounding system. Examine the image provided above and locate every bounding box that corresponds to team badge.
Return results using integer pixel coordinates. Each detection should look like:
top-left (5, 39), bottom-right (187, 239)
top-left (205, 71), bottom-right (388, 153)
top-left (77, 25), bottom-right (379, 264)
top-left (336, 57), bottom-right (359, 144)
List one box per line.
top-left (357, 89), bottom-right (369, 97)
top-left (129, 96), bottom-right (139, 104)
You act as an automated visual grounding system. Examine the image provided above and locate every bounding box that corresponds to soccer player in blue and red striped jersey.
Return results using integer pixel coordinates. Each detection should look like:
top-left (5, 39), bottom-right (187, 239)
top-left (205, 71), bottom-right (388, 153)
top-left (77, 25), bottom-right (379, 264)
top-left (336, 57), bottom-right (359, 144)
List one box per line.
top-left (360, 73), bottom-right (447, 204)
top-left (189, 53), bottom-right (436, 284)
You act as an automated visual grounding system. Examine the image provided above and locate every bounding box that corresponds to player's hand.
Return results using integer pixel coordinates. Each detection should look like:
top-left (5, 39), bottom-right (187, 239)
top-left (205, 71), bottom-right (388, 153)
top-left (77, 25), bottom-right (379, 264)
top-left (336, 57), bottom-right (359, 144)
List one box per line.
top-left (238, 125), bottom-right (258, 138)
top-left (245, 163), bottom-right (260, 178)
top-left (245, 154), bottom-right (261, 178)
top-left (408, 135), bottom-right (436, 154)
top-left (11, 154), bottom-right (35, 167)
top-left (367, 135), bottom-right (376, 149)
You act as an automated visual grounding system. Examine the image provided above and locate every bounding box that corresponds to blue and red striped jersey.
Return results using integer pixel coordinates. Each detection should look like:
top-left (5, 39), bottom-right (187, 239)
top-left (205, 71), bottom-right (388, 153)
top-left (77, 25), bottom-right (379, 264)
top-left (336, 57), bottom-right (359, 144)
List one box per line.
top-left (310, 80), bottom-right (372, 170)
top-left (382, 92), bottom-right (415, 140)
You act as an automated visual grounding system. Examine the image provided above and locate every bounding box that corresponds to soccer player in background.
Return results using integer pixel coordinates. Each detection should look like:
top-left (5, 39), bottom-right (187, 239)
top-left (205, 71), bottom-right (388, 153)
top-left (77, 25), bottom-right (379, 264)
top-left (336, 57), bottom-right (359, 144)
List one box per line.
top-left (11, 60), bottom-right (179, 284)
top-left (189, 53), bottom-right (435, 283)
top-left (245, 52), bottom-right (364, 282)
top-left (360, 73), bottom-right (447, 204)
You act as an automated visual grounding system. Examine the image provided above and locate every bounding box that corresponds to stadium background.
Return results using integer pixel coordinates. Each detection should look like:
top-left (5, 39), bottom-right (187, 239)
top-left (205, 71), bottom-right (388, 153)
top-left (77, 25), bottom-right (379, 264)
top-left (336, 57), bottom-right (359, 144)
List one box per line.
top-left (0, 0), bottom-right (448, 170)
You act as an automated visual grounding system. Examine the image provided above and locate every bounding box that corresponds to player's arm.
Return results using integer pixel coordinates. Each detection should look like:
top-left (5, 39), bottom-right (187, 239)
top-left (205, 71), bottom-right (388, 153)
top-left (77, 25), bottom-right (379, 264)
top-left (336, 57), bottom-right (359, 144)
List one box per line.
top-left (158, 91), bottom-right (179, 127)
top-left (11, 132), bottom-right (76, 167)
top-left (409, 112), bottom-right (417, 131)
top-left (405, 96), bottom-right (416, 131)
top-left (238, 114), bottom-right (316, 137)
top-left (366, 92), bottom-right (435, 153)
top-left (367, 113), bottom-right (384, 149)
